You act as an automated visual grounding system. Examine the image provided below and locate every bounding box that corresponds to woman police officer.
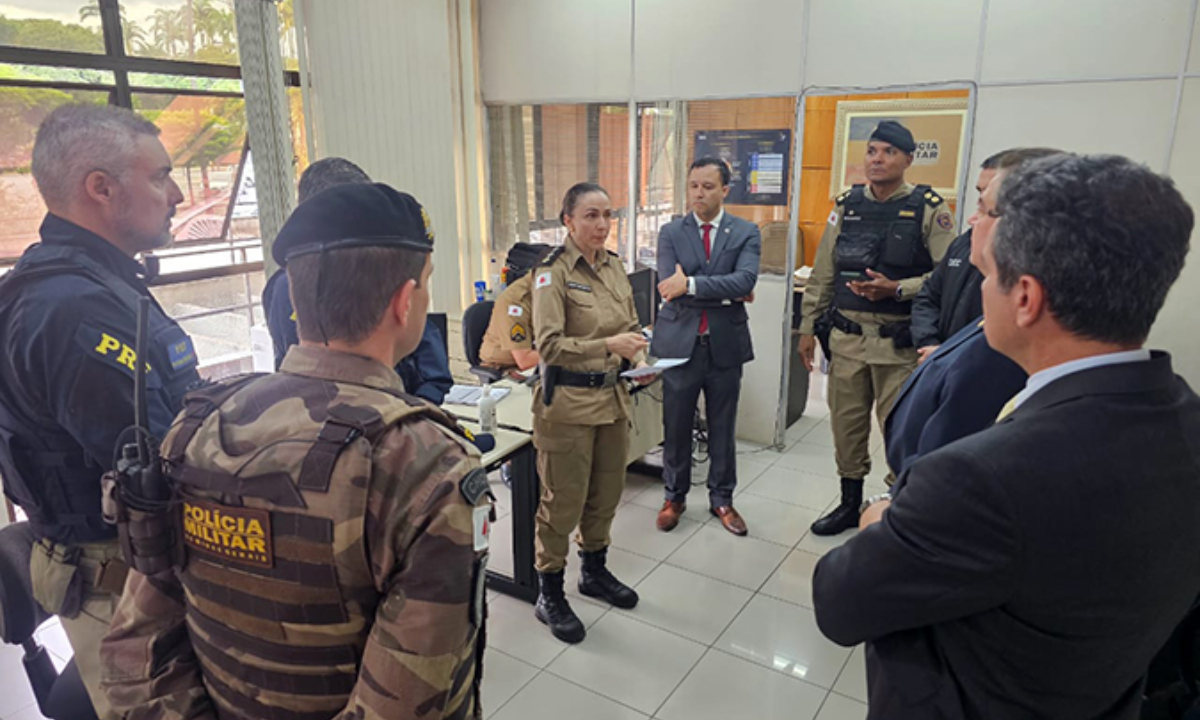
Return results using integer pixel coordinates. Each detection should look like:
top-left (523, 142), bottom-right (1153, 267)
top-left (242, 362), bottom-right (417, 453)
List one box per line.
top-left (530, 182), bottom-right (655, 643)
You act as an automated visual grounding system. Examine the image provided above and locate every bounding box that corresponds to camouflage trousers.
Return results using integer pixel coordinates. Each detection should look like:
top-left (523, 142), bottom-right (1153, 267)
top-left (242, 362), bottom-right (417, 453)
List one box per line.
top-left (533, 417), bottom-right (629, 573)
top-left (30, 538), bottom-right (126, 720)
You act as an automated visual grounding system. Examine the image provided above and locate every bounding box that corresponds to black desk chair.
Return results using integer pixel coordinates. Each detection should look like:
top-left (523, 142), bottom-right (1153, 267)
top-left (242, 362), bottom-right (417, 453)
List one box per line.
top-left (0, 522), bottom-right (99, 720)
top-left (427, 312), bottom-right (449, 357)
top-left (462, 301), bottom-right (503, 385)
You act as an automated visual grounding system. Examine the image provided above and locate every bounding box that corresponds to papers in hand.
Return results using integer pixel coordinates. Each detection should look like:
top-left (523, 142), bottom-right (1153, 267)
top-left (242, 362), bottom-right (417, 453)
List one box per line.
top-left (446, 385), bottom-right (511, 406)
top-left (620, 358), bottom-right (687, 379)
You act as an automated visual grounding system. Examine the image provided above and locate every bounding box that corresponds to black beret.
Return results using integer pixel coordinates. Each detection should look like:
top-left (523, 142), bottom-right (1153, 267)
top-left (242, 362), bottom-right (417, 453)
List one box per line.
top-left (271, 183), bottom-right (434, 266)
top-left (869, 120), bottom-right (916, 154)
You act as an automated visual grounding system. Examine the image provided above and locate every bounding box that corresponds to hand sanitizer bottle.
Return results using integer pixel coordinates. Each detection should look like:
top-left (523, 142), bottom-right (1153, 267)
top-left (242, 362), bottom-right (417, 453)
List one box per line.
top-left (479, 384), bottom-right (498, 433)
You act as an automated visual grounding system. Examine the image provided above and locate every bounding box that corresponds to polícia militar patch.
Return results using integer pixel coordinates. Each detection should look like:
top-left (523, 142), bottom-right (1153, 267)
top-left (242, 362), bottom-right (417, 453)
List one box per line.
top-left (182, 498), bottom-right (274, 568)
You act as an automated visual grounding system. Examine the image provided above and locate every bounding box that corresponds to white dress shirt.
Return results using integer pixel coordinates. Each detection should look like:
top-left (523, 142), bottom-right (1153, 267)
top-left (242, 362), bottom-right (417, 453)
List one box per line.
top-left (686, 209), bottom-right (724, 296)
top-left (1013, 348), bottom-right (1152, 410)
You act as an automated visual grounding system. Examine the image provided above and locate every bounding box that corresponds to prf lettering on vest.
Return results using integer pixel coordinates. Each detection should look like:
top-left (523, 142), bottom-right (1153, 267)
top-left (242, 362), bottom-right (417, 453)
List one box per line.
top-left (182, 500), bottom-right (274, 568)
top-left (94, 332), bottom-right (151, 373)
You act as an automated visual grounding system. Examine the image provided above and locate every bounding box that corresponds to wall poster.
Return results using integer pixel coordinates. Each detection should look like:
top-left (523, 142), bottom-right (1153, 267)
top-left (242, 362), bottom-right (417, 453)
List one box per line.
top-left (830, 98), bottom-right (969, 200)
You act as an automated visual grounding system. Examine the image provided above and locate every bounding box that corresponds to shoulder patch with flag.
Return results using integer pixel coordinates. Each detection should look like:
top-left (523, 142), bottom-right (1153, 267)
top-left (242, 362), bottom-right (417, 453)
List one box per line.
top-left (507, 305), bottom-right (523, 317)
top-left (535, 271), bottom-right (552, 290)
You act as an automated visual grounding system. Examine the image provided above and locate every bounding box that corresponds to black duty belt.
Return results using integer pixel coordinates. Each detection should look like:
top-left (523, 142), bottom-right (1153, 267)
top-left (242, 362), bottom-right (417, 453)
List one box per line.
top-left (830, 309), bottom-right (863, 336)
top-left (831, 309), bottom-right (910, 340)
top-left (556, 368), bottom-right (620, 388)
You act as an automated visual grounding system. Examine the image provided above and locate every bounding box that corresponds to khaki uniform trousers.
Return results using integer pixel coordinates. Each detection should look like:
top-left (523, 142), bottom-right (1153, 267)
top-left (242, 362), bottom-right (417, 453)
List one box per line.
top-left (828, 324), bottom-right (918, 481)
top-left (30, 538), bottom-right (125, 720)
top-left (533, 416), bottom-right (630, 573)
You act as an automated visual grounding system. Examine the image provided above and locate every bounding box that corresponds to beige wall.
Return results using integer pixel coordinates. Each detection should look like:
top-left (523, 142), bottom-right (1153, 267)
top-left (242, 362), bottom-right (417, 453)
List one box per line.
top-left (1151, 78), bottom-right (1200, 385)
top-left (299, 0), bottom-right (481, 315)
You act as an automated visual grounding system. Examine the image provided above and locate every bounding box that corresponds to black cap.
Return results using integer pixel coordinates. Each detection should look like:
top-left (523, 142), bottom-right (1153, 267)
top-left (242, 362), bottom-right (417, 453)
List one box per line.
top-left (272, 183), bottom-right (435, 267)
top-left (869, 120), bottom-right (916, 154)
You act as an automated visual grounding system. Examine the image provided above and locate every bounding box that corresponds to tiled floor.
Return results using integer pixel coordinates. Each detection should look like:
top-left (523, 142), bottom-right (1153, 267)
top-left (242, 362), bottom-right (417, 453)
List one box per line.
top-left (483, 373), bottom-right (882, 720)
top-left (0, 370), bottom-right (882, 720)
top-left (0, 617), bottom-right (69, 720)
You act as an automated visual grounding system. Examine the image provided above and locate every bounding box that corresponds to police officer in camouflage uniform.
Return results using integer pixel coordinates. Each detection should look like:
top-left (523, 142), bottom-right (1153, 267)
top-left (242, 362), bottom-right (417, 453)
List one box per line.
top-left (101, 184), bottom-right (491, 720)
top-left (798, 121), bottom-right (956, 536)
top-left (0, 104), bottom-right (198, 720)
top-left (530, 182), bottom-right (654, 644)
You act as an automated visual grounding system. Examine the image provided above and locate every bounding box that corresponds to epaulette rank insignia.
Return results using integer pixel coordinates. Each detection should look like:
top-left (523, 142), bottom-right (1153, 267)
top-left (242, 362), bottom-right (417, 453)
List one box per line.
top-left (923, 189), bottom-right (944, 207)
top-left (539, 246), bottom-right (565, 267)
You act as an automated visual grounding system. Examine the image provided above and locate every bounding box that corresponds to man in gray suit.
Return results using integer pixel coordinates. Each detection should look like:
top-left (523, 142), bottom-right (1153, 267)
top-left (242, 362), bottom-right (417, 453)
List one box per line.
top-left (651, 157), bottom-right (761, 536)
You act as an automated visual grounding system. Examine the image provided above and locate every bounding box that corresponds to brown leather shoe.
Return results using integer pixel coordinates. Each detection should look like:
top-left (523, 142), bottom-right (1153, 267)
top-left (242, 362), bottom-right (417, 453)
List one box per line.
top-left (711, 505), bottom-right (748, 536)
top-left (657, 500), bottom-right (686, 532)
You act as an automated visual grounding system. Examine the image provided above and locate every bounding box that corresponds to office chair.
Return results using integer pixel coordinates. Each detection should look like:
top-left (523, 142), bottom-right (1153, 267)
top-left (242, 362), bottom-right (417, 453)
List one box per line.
top-left (427, 312), bottom-right (449, 357)
top-left (0, 522), bottom-right (99, 720)
top-left (461, 301), bottom-right (503, 385)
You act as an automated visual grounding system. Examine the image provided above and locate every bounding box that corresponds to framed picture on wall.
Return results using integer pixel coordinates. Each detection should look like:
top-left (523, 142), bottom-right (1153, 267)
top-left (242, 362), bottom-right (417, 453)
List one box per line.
top-left (830, 98), bottom-right (969, 200)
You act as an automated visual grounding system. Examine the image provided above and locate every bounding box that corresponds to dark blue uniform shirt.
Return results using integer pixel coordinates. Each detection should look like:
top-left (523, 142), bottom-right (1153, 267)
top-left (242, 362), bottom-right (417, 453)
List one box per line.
top-left (262, 269), bottom-right (452, 404)
top-left (0, 215), bottom-right (201, 543)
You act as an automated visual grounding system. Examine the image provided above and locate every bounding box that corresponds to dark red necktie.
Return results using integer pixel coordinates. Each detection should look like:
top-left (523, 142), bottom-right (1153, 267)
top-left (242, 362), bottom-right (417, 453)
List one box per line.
top-left (699, 223), bottom-right (712, 335)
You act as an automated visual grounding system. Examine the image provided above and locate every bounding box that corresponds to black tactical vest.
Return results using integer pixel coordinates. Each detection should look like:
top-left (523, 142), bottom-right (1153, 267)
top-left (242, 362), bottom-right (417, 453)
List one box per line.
top-left (833, 184), bottom-right (938, 316)
top-left (0, 245), bottom-right (199, 542)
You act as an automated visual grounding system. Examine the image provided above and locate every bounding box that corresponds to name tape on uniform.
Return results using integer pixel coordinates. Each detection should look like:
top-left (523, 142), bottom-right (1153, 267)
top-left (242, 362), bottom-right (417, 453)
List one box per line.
top-left (182, 498), bottom-right (274, 568)
top-left (534, 271), bottom-right (552, 290)
top-left (507, 305), bottom-right (524, 317)
top-left (566, 281), bottom-right (592, 293)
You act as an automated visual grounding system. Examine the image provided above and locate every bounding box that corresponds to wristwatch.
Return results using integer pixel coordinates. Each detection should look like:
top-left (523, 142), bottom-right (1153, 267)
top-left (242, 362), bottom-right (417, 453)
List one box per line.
top-left (894, 285), bottom-right (903, 300)
top-left (859, 493), bottom-right (892, 515)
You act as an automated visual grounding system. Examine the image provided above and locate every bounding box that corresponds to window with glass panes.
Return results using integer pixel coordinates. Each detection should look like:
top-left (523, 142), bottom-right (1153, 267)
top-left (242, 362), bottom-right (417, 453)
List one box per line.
top-left (0, 0), bottom-right (306, 377)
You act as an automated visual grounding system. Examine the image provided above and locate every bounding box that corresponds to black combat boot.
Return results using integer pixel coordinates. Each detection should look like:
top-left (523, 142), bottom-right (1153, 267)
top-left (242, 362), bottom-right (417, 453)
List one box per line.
top-left (578, 548), bottom-right (639, 609)
top-left (535, 570), bottom-right (586, 643)
top-left (810, 478), bottom-right (864, 536)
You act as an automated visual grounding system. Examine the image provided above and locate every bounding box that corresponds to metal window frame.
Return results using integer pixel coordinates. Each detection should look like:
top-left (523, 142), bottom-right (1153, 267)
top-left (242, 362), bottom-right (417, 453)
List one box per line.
top-left (0, 0), bottom-right (300, 285)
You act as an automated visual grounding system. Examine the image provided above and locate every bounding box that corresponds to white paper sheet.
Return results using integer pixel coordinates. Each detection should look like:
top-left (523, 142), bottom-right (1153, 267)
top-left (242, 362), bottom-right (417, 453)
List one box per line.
top-left (620, 358), bottom-right (688, 379)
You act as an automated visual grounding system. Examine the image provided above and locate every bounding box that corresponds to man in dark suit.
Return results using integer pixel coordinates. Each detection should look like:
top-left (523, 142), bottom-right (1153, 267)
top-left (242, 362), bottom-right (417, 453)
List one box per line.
top-left (883, 319), bottom-right (1025, 479)
top-left (651, 157), bottom-right (761, 536)
top-left (883, 149), bottom-right (1060, 479)
top-left (908, 153), bottom-right (1002, 360)
top-left (813, 153), bottom-right (1200, 719)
